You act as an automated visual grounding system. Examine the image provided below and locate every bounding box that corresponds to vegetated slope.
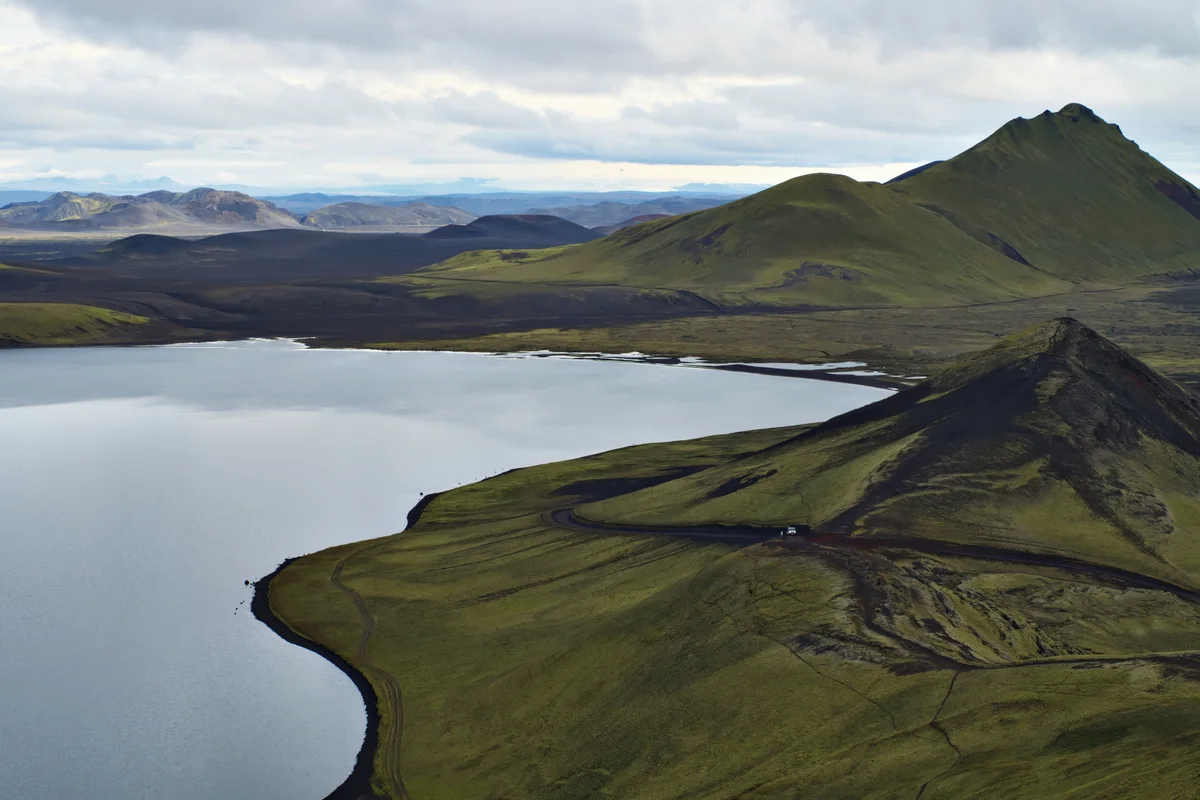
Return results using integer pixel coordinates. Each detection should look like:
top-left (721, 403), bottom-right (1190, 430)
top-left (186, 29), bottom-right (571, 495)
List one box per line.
top-left (421, 214), bottom-right (600, 245)
top-left (592, 213), bottom-right (672, 236)
top-left (416, 174), bottom-right (1069, 308)
top-left (0, 302), bottom-right (151, 345)
top-left (527, 197), bottom-right (726, 226)
top-left (893, 103), bottom-right (1200, 280)
top-left (587, 318), bottom-right (1200, 587)
top-left (0, 188), bottom-right (300, 229)
top-left (270, 335), bottom-right (1200, 798)
top-left (68, 215), bottom-right (601, 280)
top-left (302, 201), bottom-right (474, 228)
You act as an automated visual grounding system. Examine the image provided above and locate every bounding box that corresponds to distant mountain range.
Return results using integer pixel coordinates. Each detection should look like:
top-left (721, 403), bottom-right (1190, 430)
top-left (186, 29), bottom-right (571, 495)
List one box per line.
top-left (0, 175), bottom-right (188, 194)
top-left (262, 191), bottom-right (742, 217)
top-left (0, 189), bottom-right (299, 230)
top-left (0, 189), bottom-right (484, 231)
top-left (0, 187), bottom-right (743, 233)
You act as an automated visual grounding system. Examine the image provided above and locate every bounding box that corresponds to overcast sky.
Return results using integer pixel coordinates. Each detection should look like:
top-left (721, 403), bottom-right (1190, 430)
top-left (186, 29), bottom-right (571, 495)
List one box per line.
top-left (3, 0), bottom-right (1200, 191)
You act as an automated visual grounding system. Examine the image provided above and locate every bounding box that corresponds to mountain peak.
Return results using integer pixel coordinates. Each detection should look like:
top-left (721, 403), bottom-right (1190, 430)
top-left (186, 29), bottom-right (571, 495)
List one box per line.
top-left (1002, 315), bottom-right (1091, 353)
top-left (930, 316), bottom-right (1135, 393)
top-left (1054, 102), bottom-right (1103, 123)
top-left (999, 103), bottom-right (1122, 143)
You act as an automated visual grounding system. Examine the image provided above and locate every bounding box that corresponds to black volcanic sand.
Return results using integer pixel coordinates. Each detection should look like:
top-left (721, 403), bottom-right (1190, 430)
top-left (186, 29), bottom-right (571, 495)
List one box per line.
top-left (251, 493), bottom-right (442, 800)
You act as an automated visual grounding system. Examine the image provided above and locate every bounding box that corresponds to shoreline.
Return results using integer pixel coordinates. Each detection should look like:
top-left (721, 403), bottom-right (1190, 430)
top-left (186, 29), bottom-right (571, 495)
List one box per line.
top-left (0, 335), bottom-right (911, 391)
top-left (252, 492), bottom-right (443, 800)
top-left (251, 561), bottom-right (382, 800)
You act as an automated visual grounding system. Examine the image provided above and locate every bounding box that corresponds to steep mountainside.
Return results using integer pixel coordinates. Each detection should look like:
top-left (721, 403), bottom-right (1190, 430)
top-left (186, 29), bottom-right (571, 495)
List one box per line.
top-left (302, 201), bottom-right (474, 228)
top-left (587, 319), bottom-right (1200, 587)
top-left (417, 174), bottom-right (1068, 308)
top-left (893, 103), bottom-right (1200, 280)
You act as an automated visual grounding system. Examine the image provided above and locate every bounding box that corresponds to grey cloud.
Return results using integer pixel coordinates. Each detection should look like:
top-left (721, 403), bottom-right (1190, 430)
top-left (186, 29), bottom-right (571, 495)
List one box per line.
top-left (21, 0), bottom-right (1200, 64)
top-left (9, 0), bottom-right (1200, 184)
top-left (793, 0), bottom-right (1200, 56)
top-left (17, 0), bottom-right (653, 86)
top-left (0, 128), bottom-right (197, 152)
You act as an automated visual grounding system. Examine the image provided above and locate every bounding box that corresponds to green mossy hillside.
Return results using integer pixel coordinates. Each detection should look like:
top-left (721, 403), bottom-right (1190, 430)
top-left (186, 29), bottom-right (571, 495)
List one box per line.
top-left (585, 319), bottom-right (1200, 590)
top-left (894, 103), bottom-right (1200, 281)
top-left (0, 302), bottom-right (151, 345)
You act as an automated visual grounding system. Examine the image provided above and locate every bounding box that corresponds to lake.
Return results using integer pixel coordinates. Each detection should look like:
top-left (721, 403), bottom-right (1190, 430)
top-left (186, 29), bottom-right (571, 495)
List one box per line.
top-left (0, 341), bottom-right (890, 799)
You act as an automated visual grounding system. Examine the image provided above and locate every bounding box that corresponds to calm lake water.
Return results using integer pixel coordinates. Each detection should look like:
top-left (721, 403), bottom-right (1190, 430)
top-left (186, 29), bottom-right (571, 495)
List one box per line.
top-left (0, 341), bottom-right (889, 800)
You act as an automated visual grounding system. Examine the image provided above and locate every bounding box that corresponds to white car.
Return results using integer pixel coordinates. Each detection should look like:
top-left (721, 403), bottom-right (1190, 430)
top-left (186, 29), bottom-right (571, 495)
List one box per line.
top-left (782, 526), bottom-right (798, 536)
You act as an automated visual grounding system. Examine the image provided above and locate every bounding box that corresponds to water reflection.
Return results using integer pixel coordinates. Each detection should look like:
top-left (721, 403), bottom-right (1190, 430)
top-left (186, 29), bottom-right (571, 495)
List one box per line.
top-left (0, 342), bottom-right (889, 799)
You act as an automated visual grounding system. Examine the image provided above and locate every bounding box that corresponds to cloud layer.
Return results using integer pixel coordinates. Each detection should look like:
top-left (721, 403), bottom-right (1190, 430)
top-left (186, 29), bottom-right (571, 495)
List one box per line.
top-left (4, 0), bottom-right (1200, 189)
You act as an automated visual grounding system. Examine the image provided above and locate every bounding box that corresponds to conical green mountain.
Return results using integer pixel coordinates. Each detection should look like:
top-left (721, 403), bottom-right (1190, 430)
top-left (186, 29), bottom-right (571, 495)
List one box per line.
top-left (414, 103), bottom-right (1200, 307)
top-left (893, 103), bottom-right (1200, 280)
top-left (583, 318), bottom-right (1200, 588)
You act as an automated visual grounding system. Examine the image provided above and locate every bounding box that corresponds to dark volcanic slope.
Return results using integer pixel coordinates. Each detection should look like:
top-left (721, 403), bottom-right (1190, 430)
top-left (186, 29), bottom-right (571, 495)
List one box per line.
top-left (421, 214), bottom-right (600, 245)
top-left (59, 214), bottom-right (600, 280)
top-left (586, 318), bottom-right (1200, 589)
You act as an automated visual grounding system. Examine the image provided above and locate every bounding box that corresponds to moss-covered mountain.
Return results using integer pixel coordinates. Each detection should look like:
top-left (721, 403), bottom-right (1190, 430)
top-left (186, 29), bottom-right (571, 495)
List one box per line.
top-left (408, 104), bottom-right (1200, 308)
top-left (893, 103), bottom-right (1200, 281)
top-left (269, 319), bottom-right (1200, 799)
top-left (587, 318), bottom-right (1200, 589)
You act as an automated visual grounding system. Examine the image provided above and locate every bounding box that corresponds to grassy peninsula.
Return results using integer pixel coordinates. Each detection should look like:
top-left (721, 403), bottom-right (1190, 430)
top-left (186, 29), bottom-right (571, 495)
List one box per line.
top-left (267, 320), bottom-right (1200, 799)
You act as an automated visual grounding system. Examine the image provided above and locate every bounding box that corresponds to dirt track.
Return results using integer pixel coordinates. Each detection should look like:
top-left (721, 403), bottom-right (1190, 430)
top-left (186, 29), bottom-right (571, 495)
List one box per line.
top-left (552, 508), bottom-right (1200, 605)
top-left (330, 555), bottom-right (411, 800)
